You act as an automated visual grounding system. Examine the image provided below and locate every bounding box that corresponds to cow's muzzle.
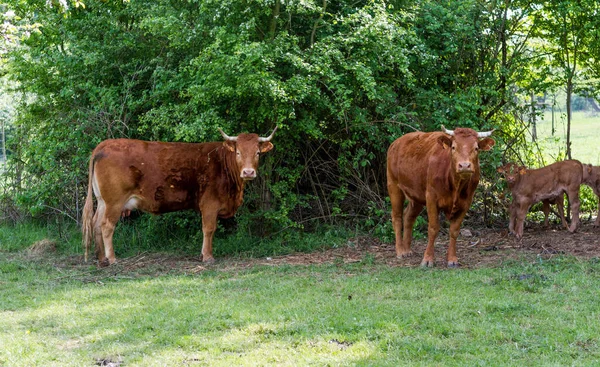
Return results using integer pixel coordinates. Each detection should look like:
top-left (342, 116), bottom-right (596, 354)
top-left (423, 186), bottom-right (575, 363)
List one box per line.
top-left (241, 168), bottom-right (257, 180)
top-left (457, 162), bottom-right (474, 176)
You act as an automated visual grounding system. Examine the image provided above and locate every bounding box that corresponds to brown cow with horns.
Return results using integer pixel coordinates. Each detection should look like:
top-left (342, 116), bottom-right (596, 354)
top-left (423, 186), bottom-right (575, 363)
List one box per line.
top-left (387, 126), bottom-right (495, 267)
top-left (82, 127), bottom-right (276, 266)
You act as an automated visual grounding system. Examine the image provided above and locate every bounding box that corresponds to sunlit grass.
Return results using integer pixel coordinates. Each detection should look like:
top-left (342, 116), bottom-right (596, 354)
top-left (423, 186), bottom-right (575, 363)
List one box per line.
top-left (1, 251), bottom-right (600, 366)
top-left (537, 111), bottom-right (600, 165)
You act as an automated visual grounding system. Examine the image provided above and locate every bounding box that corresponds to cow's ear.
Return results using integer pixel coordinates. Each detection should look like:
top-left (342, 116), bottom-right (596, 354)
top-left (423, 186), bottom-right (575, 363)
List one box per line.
top-left (518, 166), bottom-right (527, 175)
top-left (496, 166), bottom-right (505, 173)
top-left (438, 135), bottom-right (452, 150)
top-left (478, 138), bottom-right (495, 151)
top-left (259, 142), bottom-right (274, 153)
top-left (223, 140), bottom-right (236, 152)
top-left (587, 164), bottom-right (593, 174)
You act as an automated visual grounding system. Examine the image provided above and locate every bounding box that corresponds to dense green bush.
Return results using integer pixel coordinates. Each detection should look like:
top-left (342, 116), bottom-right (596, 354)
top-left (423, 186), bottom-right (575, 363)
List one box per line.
top-left (1, 0), bottom-right (598, 249)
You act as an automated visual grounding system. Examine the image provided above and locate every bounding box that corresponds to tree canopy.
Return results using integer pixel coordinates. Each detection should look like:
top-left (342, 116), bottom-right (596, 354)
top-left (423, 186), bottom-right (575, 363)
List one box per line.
top-left (1, 0), bottom-right (599, 234)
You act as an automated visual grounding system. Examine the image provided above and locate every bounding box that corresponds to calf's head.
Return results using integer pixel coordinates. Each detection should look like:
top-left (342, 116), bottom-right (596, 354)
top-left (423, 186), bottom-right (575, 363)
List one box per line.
top-left (439, 126), bottom-right (495, 178)
top-left (582, 163), bottom-right (600, 187)
top-left (497, 163), bottom-right (526, 187)
top-left (219, 127), bottom-right (277, 180)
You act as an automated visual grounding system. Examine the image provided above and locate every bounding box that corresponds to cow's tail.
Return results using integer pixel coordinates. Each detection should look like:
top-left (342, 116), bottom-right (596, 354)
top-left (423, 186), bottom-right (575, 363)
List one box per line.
top-left (82, 155), bottom-right (95, 262)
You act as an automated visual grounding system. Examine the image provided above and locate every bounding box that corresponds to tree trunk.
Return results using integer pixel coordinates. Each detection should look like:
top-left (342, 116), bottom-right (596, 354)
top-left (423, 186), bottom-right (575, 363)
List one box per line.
top-left (269, 0), bottom-right (281, 40)
top-left (531, 90), bottom-right (537, 141)
top-left (566, 78), bottom-right (573, 160)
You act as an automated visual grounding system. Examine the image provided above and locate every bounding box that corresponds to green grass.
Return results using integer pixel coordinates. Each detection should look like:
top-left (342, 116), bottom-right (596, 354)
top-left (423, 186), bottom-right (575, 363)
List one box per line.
top-left (2, 244), bottom-right (600, 366)
top-left (537, 111), bottom-right (600, 165)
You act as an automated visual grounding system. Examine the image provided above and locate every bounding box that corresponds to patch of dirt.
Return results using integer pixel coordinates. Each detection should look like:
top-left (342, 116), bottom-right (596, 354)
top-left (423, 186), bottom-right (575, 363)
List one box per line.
top-left (63, 220), bottom-right (600, 280)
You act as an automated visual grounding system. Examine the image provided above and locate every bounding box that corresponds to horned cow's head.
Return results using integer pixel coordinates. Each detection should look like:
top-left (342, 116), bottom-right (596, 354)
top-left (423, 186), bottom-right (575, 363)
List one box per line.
top-left (438, 125), bottom-right (495, 178)
top-left (219, 127), bottom-right (277, 180)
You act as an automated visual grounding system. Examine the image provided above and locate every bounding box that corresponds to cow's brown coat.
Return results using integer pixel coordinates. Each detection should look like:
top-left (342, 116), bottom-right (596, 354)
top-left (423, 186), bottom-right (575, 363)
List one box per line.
top-left (82, 129), bottom-right (275, 266)
top-left (386, 127), bottom-right (495, 267)
top-left (496, 160), bottom-right (582, 239)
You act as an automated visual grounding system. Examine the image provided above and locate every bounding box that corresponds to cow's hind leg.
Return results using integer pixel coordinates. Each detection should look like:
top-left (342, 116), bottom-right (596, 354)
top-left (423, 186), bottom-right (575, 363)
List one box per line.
top-left (93, 199), bottom-right (108, 266)
top-left (403, 200), bottom-right (424, 260)
top-left (100, 204), bottom-right (122, 265)
top-left (388, 183), bottom-right (409, 258)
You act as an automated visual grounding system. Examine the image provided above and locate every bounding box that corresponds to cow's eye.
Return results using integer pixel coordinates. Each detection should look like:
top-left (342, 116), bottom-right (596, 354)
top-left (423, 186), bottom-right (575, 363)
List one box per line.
top-left (256, 151), bottom-right (260, 156)
top-left (236, 151), bottom-right (241, 156)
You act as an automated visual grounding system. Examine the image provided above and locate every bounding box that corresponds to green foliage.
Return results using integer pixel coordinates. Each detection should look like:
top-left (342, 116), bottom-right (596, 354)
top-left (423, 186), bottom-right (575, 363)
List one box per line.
top-left (1, 0), bottom-right (600, 244)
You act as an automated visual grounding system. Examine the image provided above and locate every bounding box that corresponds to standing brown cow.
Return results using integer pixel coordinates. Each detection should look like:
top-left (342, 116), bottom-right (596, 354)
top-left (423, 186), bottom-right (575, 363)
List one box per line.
top-left (387, 126), bottom-right (495, 267)
top-left (496, 160), bottom-right (582, 240)
top-left (582, 163), bottom-right (600, 226)
top-left (82, 127), bottom-right (276, 266)
top-left (497, 163), bottom-right (568, 230)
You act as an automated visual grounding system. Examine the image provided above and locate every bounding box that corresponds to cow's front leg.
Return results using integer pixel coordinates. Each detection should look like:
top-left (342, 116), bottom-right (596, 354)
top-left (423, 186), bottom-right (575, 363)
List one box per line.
top-left (200, 209), bottom-right (218, 263)
top-left (422, 202), bottom-right (440, 268)
top-left (447, 212), bottom-right (467, 268)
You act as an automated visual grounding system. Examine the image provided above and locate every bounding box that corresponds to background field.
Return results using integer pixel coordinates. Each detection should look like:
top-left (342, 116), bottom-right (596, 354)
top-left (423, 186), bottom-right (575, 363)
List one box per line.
top-left (536, 111), bottom-right (600, 165)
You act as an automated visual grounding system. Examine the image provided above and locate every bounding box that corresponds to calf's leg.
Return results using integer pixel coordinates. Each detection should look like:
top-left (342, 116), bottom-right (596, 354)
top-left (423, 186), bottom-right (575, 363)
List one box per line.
top-left (542, 199), bottom-right (550, 227)
top-left (556, 196), bottom-right (568, 230)
top-left (566, 189), bottom-right (580, 233)
top-left (514, 201), bottom-right (530, 240)
top-left (595, 199), bottom-right (600, 227)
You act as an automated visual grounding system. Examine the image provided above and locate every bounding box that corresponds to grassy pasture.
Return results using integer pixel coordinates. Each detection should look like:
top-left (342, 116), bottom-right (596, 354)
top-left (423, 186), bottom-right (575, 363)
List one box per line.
top-left (2, 242), bottom-right (600, 366)
top-left (536, 111), bottom-right (600, 165)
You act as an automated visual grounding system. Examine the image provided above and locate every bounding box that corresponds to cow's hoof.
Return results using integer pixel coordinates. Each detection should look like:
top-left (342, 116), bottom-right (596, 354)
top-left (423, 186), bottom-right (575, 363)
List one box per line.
top-left (202, 257), bottom-right (216, 264)
top-left (98, 259), bottom-right (110, 268)
top-left (447, 261), bottom-right (460, 268)
top-left (420, 259), bottom-right (434, 268)
top-left (396, 251), bottom-right (414, 259)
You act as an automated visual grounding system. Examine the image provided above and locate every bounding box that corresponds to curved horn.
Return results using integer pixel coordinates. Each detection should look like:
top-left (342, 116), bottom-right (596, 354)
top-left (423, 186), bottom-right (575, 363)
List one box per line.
top-left (441, 125), bottom-right (454, 136)
top-left (477, 129), bottom-right (494, 138)
top-left (218, 128), bottom-right (237, 142)
top-left (258, 126), bottom-right (278, 143)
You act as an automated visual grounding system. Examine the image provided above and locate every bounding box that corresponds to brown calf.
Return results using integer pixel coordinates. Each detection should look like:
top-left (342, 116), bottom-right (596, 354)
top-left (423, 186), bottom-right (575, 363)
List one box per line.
top-left (582, 163), bottom-right (600, 226)
top-left (497, 163), bottom-right (567, 230)
top-left (82, 128), bottom-right (276, 266)
top-left (387, 126), bottom-right (495, 267)
top-left (496, 160), bottom-right (582, 239)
